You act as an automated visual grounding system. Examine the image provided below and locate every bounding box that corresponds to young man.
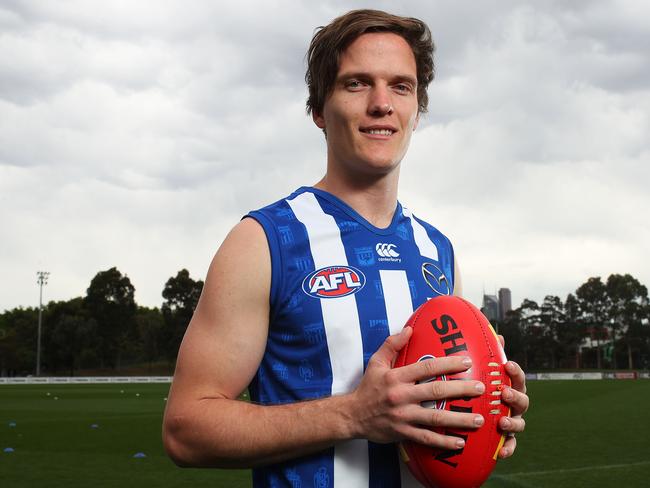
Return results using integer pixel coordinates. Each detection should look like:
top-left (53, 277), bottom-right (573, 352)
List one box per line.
top-left (163, 9), bottom-right (528, 487)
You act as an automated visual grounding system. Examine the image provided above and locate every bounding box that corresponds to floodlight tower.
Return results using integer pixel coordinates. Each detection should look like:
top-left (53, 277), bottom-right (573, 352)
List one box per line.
top-left (36, 271), bottom-right (50, 376)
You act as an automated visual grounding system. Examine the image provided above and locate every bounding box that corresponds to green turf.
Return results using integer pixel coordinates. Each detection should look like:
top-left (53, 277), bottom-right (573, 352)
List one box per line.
top-left (1, 380), bottom-right (649, 487)
top-left (0, 384), bottom-right (250, 487)
top-left (485, 380), bottom-right (650, 487)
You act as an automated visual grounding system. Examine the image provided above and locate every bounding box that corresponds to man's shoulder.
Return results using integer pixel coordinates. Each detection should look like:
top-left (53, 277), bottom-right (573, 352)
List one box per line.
top-left (401, 204), bottom-right (451, 242)
top-left (247, 187), bottom-right (307, 218)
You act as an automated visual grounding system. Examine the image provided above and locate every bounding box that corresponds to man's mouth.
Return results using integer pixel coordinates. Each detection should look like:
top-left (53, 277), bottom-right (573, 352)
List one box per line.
top-left (360, 128), bottom-right (396, 136)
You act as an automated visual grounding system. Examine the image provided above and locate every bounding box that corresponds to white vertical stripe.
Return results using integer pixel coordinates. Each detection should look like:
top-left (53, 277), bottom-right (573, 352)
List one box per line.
top-left (403, 208), bottom-right (438, 261)
top-left (287, 191), bottom-right (368, 488)
top-left (379, 270), bottom-right (413, 335)
top-left (379, 269), bottom-right (422, 488)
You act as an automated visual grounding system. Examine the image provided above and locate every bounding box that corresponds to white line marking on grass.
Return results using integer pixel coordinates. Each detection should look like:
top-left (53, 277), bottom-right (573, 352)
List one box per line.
top-left (502, 460), bottom-right (650, 478)
top-left (489, 475), bottom-right (538, 488)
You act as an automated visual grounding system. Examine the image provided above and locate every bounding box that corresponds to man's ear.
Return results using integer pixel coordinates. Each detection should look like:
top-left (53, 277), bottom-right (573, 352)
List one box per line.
top-left (312, 110), bottom-right (326, 130)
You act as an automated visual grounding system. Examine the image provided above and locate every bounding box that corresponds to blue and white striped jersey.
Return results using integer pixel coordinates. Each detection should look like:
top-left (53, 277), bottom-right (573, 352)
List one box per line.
top-left (246, 186), bottom-right (455, 488)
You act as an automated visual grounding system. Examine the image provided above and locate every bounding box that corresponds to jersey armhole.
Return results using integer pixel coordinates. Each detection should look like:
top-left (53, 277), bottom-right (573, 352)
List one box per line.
top-left (243, 211), bottom-right (283, 321)
top-left (447, 235), bottom-right (456, 293)
top-left (413, 213), bottom-right (456, 295)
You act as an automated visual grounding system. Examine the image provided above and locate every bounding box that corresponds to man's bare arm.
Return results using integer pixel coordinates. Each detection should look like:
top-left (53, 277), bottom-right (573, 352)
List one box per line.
top-left (162, 218), bottom-right (484, 468)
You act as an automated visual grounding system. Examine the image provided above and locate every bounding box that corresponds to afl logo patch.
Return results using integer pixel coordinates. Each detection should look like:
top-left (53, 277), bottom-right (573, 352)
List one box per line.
top-left (302, 265), bottom-right (366, 299)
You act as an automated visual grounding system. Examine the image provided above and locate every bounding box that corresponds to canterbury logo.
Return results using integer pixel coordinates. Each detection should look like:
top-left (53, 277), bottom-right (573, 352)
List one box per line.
top-left (376, 243), bottom-right (399, 258)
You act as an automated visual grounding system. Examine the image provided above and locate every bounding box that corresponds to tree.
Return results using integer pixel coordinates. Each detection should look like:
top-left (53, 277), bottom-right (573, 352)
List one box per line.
top-left (136, 306), bottom-right (164, 374)
top-left (576, 277), bottom-right (608, 368)
top-left (499, 308), bottom-right (525, 367)
top-left (539, 295), bottom-right (565, 369)
top-left (0, 314), bottom-right (20, 376)
top-left (84, 267), bottom-right (137, 369)
top-left (563, 293), bottom-right (586, 368)
top-left (0, 324), bottom-right (17, 375)
top-left (44, 298), bottom-right (97, 376)
top-left (161, 269), bottom-right (204, 362)
top-left (0, 307), bottom-right (39, 375)
top-left (516, 299), bottom-right (541, 370)
top-left (605, 274), bottom-right (649, 369)
top-left (0, 308), bottom-right (39, 375)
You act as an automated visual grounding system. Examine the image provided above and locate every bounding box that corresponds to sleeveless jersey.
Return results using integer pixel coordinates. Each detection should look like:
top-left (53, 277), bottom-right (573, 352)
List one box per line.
top-left (246, 187), bottom-right (455, 488)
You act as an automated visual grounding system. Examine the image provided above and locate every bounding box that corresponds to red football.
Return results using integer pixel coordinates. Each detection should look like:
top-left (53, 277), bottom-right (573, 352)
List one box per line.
top-left (394, 296), bottom-right (510, 488)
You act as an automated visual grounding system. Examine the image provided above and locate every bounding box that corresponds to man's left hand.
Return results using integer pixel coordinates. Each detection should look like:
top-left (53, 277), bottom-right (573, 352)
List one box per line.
top-left (497, 336), bottom-right (529, 459)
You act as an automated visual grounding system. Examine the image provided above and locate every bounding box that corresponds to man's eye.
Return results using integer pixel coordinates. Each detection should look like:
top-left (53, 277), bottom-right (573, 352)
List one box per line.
top-left (395, 84), bottom-right (412, 93)
top-left (346, 80), bottom-right (364, 89)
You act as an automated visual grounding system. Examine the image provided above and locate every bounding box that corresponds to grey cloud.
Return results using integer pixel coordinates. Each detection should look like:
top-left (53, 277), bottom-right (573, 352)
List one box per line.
top-left (1, 0), bottom-right (648, 311)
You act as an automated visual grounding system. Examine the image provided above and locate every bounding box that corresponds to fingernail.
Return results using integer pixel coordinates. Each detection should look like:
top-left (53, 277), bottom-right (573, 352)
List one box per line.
top-left (462, 357), bottom-right (472, 367)
top-left (474, 415), bottom-right (484, 426)
top-left (475, 382), bottom-right (485, 393)
top-left (502, 417), bottom-right (511, 429)
top-left (503, 388), bottom-right (512, 400)
top-left (455, 438), bottom-right (465, 448)
top-left (501, 447), bottom-right (510, 457)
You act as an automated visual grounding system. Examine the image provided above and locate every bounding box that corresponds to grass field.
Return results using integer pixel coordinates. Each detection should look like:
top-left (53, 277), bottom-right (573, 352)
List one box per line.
top-left (1, 380), bottom-right (649, 487)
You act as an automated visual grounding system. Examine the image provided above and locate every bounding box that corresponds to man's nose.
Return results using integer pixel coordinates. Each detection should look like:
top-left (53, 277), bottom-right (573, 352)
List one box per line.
top-left (368, 86), bottom-right (394, 116)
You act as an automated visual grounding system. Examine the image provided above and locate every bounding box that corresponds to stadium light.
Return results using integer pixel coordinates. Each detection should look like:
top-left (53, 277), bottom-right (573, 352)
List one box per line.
top-left (36, 271), bottom-right (50, 376)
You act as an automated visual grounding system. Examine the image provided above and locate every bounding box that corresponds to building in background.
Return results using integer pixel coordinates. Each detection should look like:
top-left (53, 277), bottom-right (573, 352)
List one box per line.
top-left (481, 294), bottom-right (499, 322)
top-left (498, 288), bottom-right (512, 321)
top-left (481, 287), bottom-right (512, 322)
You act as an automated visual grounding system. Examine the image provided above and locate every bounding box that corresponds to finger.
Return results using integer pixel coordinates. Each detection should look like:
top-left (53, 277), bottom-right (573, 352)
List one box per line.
top-left (498, 334), bottom-right (505, 348)
top-left (394, 355), bottom-right (472, 383)
top-left (370, 327), bottom-right (413, 368)
top-left (407, 404), bottom-right (485, 431)
top-left (505, 361), bottom-right (526, 394)
top-left (501, 386), bottom-right (529, 416)
top-left (409, 378), bottom-right (485, 404)
top-left (499, 415), bottom-right (526, 433)
top-left (400, 424), bottom-right (468, 451)
top-left (498, 435), bottom-right (517, 459)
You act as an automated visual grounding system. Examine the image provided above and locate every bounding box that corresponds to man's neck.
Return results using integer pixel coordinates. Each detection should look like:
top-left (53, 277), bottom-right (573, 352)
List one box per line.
top-left (313, 169), bottom-right (400, 229)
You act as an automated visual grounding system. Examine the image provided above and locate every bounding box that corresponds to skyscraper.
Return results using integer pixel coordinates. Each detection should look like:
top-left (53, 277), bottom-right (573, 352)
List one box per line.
top-left (481, 288), bottom-right (513, 323)
top-left (481, 294), bottom-right (499, 323)
top-left (498, 288), bottom-right (512, 321)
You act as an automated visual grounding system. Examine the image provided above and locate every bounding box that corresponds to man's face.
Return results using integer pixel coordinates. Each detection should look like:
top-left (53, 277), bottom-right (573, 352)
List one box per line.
top-left (313, 32), bottom-right (420, 177)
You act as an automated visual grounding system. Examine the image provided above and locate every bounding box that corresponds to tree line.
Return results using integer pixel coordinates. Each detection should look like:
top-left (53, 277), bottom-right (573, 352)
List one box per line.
top-left (0, 267), bottom-right (203, 376)
top-left (0, 269), bottom-right (648, 376)
top-left (498, 274), bottom-right (649, 371)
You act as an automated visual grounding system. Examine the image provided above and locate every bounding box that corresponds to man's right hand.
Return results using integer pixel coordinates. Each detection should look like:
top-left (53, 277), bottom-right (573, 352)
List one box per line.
top-left (347, 326), bottom-right (486, 450)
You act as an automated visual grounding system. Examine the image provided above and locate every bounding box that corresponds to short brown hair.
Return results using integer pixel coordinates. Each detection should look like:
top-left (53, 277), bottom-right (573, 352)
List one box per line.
top-left (306, 9), bottom-right (435, 116)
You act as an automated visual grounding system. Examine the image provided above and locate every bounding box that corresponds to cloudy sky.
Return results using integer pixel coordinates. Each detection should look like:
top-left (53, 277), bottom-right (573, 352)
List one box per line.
top-left (1, 0), bottom-right (648, 313)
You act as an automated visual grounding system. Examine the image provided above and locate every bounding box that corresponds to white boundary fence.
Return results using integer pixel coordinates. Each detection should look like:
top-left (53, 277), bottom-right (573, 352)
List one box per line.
top-left (2, 372), bottom-right (649, 384)
top-left (533, 372), bottom-right (603, 380)
top-left (0, 376), bottom-right (172, 385)
top-left (526, 371), bottom-right (649, 380)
